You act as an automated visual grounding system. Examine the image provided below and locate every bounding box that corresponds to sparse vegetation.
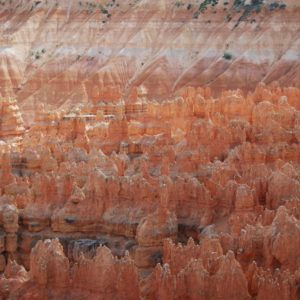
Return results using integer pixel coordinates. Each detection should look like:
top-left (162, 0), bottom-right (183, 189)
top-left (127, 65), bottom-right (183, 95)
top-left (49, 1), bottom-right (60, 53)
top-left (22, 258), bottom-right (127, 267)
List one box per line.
top-left (85, 1), bottom-right (96, 9)
top-left (229, 0), bottom-right (286, 29)
top-left (234, 0), bottom-right (245, 5)
top-left (255, 5), bottom-right (262, 13)
top-left (230, 0), bottom-right (260, 28)
top-left (175, 1), bottom-right (184, 8)
top-left (269, 2), bottom-right (279, 10)
top-left (199, 0), bottom-right (219, 13)
top-left (32, 48), bottom-right (48, 60)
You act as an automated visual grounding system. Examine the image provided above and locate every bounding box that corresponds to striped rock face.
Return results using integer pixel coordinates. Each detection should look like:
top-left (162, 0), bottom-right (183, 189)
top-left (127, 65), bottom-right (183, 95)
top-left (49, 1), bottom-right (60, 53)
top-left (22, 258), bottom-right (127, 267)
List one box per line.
top-left (0, 0), bottom-right (299, 125)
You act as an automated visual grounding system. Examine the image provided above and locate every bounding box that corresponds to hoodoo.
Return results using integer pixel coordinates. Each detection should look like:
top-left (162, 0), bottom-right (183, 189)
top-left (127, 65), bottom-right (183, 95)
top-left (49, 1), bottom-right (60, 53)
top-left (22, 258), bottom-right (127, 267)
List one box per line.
top-left (0, 0), bottom-right (299, 299)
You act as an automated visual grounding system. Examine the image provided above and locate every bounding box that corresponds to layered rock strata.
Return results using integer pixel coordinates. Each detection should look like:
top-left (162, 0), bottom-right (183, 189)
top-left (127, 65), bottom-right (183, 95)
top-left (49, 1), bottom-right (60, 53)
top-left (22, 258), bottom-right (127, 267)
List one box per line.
top-left (0, 0), bottom-right (299, 124)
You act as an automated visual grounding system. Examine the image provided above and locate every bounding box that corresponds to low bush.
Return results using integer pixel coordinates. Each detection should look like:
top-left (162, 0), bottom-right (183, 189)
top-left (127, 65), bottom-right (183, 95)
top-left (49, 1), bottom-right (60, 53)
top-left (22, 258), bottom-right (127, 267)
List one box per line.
top-left (223, 51), bottom-right (232, 60)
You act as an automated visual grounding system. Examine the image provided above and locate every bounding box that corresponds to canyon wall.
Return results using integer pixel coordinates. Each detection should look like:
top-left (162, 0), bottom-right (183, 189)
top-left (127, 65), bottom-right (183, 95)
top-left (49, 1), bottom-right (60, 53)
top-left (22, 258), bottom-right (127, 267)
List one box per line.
top-left (0, 0), bottom-right (299, 299)
top-left (0, 0), bottom-right (299, 125)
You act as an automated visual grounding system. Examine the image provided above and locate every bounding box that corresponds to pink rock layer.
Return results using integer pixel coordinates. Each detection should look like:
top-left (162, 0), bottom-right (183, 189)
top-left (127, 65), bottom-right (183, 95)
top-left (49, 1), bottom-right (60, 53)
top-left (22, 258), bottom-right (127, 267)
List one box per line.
top-left (0, 0), bottom-right (299, 125)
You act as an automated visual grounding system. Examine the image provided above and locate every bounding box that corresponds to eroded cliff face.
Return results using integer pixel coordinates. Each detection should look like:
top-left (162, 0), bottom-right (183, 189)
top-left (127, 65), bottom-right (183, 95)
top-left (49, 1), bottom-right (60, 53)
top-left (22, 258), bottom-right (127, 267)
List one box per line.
top-left (0, 83), bottom-right (299, 299)
top-left (0, 0), bottom-right (300, 299)
top-left (0, 0), bottom-right (299, 125)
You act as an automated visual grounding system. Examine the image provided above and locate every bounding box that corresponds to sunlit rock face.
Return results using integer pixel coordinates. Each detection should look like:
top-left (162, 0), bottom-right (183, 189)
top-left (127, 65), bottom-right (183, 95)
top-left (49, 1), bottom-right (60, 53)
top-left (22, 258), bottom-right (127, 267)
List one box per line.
top-left (0, 0), bottom-right (300, 299)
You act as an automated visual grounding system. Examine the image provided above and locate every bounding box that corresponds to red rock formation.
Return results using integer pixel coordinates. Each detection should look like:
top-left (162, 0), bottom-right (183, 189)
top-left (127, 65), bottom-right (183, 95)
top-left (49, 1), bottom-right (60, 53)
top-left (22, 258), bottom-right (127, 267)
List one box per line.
top-left (0, 239), bottom-right (139, 300)
top-left (0, 97), bottom-right (24, 138)
top-left (141, 238), bottom-right (251, 300)
top-left (0, 1), bottom-right (299, 296)
top-left (0, 84), bottom-right (297, 298)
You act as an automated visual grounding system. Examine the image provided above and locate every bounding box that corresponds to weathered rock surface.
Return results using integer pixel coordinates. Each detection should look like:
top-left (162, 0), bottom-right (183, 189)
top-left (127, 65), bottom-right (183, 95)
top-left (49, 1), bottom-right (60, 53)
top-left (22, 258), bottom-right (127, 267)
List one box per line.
top-left (0, 0), bottom-right (299, 125)
top-left (0, 239), bottom-right (139, 300)
top-left (0, 84), bottom-right (298, 298)
top-left (0, 0), bottom-right (299, 298)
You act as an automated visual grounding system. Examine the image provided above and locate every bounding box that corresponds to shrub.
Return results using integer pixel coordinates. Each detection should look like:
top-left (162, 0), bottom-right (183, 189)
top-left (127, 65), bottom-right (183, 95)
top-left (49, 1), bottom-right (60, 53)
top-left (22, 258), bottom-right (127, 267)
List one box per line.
top-left (35, 51), bottom-right (41, 59)
top-left (256, 5), bottom-right (262, 13)
top-left (269, 2), bottom-right (279, 10)
top-left (234, 0), bottom-right (244, 5)
top-left (223, 51), bottom-right (232, 60)
top-left (187, 3), bottom-right (192, 10)
top-left (226, 13), bottom-right (231, 21)
top-left (175, 1), bottom-right (183, 8)
top-left (41, 48), bottom-right (46, 53)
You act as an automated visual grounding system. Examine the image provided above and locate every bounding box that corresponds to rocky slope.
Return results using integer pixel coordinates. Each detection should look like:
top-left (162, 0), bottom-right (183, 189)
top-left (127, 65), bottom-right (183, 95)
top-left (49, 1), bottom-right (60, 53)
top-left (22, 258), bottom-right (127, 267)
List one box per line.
top-left (0, 0), bottom-right (299, 125)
